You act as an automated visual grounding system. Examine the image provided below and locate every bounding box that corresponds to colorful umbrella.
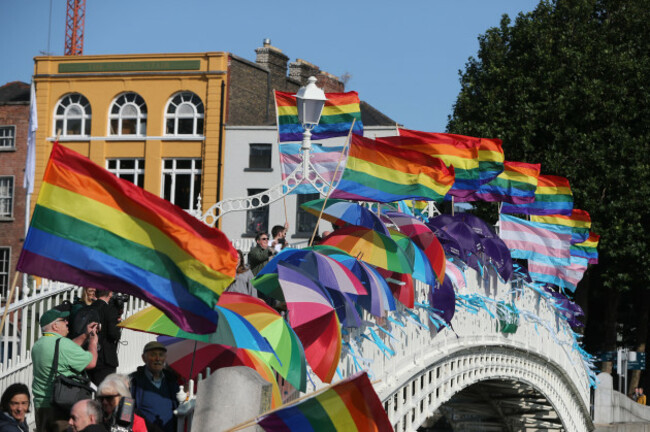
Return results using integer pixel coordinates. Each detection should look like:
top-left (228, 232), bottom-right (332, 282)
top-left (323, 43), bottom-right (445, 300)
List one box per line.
top-left (321, 226), bottom-right (413, 274)
top-left (389, 229), bottom-right (437, 286)
top-left (254, 249), bottom-right (366, 327)
top-left (300, 199), bottom-right (390, 236)
top-left (217, 292), bottom-right (307, 392)
top-left (118, 305), bottom-right (275, 355)
top-left (159, 336), bottom-right (282, 408)
top-left (375, 267), bottom-right (414, 309)
top-left (382, 210), bottom-right (431, 236)
top-left (308, 245), bottom-right (396, 317)
top-left (408, 230), bottom-right (446, 284)
top-left (277, 263), bottom-right (342, 383)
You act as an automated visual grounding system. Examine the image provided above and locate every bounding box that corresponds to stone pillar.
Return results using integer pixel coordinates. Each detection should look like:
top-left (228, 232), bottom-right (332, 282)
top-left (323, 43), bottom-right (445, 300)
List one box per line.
top-left (255, 39), bottom-right (289, 78)
top-left (594, 372), bottom-right (614, 425)
top-left (192, 366), bottom-right (273, 432)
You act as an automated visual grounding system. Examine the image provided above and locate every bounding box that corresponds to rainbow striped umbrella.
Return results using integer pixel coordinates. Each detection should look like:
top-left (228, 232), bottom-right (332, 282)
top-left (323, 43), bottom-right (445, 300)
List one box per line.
top-left (217, 292), bottom-right (307, 392)
top-left (254, 248), bottom-right (366, 327)
top-left (118, 305), bottom-right (275, 355)
top-left (159, 336), bottom-right (282, 408)
top-left (389, 229), bottom-right (437, 286)
top-left (300, 199), bottom-right (390, 235)
top-left (277, 263), bottom-right (342, 384)
top-left (321, 226), bottom-right (413, 274)
top-left (307, 245), bottom-right (396, 317)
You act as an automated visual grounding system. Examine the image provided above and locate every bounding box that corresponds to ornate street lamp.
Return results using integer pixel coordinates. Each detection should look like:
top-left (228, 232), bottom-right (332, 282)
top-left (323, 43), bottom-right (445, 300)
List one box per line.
top-left (201, 77), bottom-right (330, 227)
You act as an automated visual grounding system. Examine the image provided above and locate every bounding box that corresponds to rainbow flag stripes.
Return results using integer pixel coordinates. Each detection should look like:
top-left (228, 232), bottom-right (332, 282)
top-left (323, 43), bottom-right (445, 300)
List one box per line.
top-left (257, 372), bottom-right (393, 432)
top-left (331, 135), bottom-right (455, 203)
top-left (531, 209), bottom-right (591, 244)
top-left (384, 129), bottom-right (480, 198)
top-left (17, 143), bottom-right (237, 333)
top-left (501, 174), bottom-right (574, 216)
top-left (456, 161), bottom-right (540, 204)
top-left (476, 137), bottom-right (505, 185)
top-left (571, 232), bottom-right (600, 264)
top-left (275, 91), bottom-right (363, 142)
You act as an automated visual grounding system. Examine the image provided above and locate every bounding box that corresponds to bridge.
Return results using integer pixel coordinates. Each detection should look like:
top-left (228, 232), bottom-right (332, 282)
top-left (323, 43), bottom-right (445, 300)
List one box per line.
top-left (0, 238), bottom-right (598, 431)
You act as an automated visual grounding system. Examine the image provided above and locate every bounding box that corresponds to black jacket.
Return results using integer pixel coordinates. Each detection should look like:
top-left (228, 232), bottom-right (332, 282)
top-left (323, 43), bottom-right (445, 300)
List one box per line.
top-left (90, 299), bottom-right (121, 367)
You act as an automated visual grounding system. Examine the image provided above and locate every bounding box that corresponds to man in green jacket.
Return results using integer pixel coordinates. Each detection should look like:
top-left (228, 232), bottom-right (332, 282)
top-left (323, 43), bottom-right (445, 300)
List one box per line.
top-left (248, 232), bottom-right (275, 276)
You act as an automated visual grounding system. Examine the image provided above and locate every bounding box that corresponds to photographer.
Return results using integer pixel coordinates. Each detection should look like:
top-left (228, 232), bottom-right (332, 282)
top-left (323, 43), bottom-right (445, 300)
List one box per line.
top-left (88, 290), bottom-right (122, 386)
top-left (96, 375), bottom-right (147, 432)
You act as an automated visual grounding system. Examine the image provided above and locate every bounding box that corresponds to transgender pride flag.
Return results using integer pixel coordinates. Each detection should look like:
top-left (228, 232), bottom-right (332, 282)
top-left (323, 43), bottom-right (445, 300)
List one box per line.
top-left (279, 143), bottom-right (345, 194)
top-left (499, 214), bottom-right (571, 266)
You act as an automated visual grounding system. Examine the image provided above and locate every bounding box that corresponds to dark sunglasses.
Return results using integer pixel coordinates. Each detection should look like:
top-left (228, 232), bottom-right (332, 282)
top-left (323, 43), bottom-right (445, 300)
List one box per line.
top-left (97, 394), bottom-right (120, 400)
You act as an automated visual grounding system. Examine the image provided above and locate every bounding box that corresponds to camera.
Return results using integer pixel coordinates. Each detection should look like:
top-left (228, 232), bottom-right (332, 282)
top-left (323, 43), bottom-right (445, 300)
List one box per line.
top-left (109, 293), bottom-right (129, 316)
top-left (109, 396), bottom-right (135, 432)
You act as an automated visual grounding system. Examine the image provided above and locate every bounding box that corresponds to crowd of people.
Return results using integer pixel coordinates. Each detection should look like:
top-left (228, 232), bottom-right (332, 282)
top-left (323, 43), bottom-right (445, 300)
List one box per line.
top-left (1, 285), bottom-right (181, 432)
top-left (1, 222), bottom-right (325, 432)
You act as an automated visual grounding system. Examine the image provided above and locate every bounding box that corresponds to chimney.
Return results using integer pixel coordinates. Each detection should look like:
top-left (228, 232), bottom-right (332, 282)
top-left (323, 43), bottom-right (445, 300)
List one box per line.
top-left (255, 39), bottom-right (289, 77)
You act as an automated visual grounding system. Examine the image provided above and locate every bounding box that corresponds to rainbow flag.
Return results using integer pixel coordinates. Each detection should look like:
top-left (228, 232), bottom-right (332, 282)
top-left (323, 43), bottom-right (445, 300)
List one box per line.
top-left (501, 174), bottom-right (573, 216)
top-left (279, 143), bottom-right (344, 194)
top-left (572, 232), bottom-right (599, 264)
top-left (477, 137), bottom-right (505, 185)
top-left (257, 372), bottom-right (393, 431)
top-left (275, 91), bottom-right (363, 142)
top-left (531, 209), bottom-right (591, 244)
top-left (17, 143), bottom-right (238, 333)
top-left (380, 129), bottom-right (480, 198)
top-left (455, 161), bottom-right (540, 204)
top-left (499, 214), bottom-right (572, 266)
top-left (330, 135), bottom-right (455, 203)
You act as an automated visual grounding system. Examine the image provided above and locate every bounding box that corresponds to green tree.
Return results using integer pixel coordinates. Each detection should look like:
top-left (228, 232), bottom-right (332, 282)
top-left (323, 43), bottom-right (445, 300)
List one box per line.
top-left (447, 0), bottom-right (650, 375)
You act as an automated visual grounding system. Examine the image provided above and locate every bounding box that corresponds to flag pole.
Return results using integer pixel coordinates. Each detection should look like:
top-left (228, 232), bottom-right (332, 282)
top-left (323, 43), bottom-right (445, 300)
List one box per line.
top-left (273, 90), bottom-right (290, 227)
top-left (308, 119), bottom-right (355, 246)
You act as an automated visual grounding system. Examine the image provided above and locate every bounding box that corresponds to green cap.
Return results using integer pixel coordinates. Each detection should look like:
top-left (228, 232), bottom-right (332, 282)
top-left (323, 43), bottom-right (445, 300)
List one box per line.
top-left (143, 341), bottom-right (167, 354)
top-left (40, 307), bottom-right (70, 327)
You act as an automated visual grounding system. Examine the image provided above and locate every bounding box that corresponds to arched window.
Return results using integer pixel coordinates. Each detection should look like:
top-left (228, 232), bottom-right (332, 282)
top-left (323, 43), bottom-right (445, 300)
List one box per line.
top-left (54, 93), bottom-right (92, 136)
top-left (109, 92), bottom-right (147, 136)
top-left (165, 92), bottom-right (204, 136)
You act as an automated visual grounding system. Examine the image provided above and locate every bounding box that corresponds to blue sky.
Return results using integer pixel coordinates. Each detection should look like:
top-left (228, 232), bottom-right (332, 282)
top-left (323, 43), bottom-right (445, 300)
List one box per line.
top-left (1, 0), bottom-right (539, 132)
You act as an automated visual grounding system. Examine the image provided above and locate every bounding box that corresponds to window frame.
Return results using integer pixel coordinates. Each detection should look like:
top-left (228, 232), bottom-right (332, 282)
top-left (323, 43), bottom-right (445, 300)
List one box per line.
top-left (245, 143), bottom-right (273, 172)
top-left (0, 176), bottom-right (14, 220)
top-left (164, 92), bottom-right (205, 137)
top-left (53, 93), bottom-right (92, 137)
top-left (0, 247), bottom-right (10, 297)
top-left (294, 193), bottom-right (321, 237)
top-left (244, 189), bottom-right (270, 237)
top-left (161, 158), bottom-right (202, 212)
top-left (106, 158), bottom-right (146, 188)
top-left (0, 126), bottom-right (16, 150)
top-left (108, 92), bottom-right (148, 137)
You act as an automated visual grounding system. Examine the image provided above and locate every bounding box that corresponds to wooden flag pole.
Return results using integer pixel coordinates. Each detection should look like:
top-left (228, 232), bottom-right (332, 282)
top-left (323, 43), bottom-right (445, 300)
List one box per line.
top-left (226, 377), bottom-right (382, 432)
top-left (308, 119), bottom-right (356, 246)
top-left (273, 90), bottom-right (290, 228)
top-left (0, 271), bottom-right (22, 335)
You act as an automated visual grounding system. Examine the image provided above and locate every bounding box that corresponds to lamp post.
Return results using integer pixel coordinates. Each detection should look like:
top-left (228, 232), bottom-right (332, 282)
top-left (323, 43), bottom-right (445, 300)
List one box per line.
top-left (201, 77), bottom-right (329, 227)
top-left (296, 76), bottom-right (326, 177)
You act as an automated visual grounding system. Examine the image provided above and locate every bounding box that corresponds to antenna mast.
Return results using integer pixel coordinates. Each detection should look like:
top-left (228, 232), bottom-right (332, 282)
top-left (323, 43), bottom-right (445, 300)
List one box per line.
top-left (64, 0), bottom-right (86, 56)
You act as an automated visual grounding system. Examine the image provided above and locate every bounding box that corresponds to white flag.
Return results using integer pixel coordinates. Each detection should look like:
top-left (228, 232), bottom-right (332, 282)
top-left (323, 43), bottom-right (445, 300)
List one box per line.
top-left (24, 81), bottom-right (37, 194)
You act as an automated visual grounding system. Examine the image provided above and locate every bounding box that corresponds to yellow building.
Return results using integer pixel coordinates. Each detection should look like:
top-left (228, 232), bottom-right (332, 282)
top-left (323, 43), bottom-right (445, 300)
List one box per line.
top-left (32, 52), bottom-right (228, 214)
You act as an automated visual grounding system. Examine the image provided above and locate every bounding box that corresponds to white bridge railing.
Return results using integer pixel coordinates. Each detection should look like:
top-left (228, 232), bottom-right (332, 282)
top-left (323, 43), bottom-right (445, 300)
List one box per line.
top-left (1, 247), bottom-right (593, 431)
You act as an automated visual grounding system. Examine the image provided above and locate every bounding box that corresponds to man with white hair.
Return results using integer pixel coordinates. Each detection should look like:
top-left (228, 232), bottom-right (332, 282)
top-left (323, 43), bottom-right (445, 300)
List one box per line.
top-left (31, 305), bottom-right (99, 432)
top-left (69, 399), bottom-right (106, 432)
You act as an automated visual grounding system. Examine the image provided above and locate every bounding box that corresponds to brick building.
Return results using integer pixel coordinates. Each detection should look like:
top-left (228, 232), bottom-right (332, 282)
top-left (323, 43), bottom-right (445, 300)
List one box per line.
top-left (220, 40), bottom-right (398, 242)
top-left (0, 82), bottom-right (30, 297)
top-left (24, 41), bottom-right (397, 249)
